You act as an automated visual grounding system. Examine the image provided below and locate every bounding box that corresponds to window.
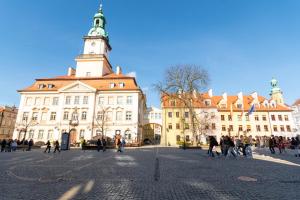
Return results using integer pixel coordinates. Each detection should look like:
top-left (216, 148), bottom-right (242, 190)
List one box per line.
top-left (222, 125), bottom-right (226, 131)
top-left (83, 96), bottom-right (89, 105)
top-left (246, 115), bottom-right (250, 121)
top-left (256, 125), bottom-right (261, 132)
top-left (50, 112), bottom-right (56, 121)
top-left (22, 112), bottom-right (29, 121)
top-left (247, 125), bottom-right (251, 132)
top-left (185, 112), bottom-right (189, 118)
top-left (184, 123), bottom-right (190, 129)
top-left (38, 130), bottom-right (44, 140)
top-left (229, 125), bottom-right (233, 131)
top-left (155, 113), bottom-right (158, 119)
top-left (264, 125), bottom-right (269, 132)
top-left (96, 130), bottom-right (101, 136)
top-left (38, 84), bottom-right (45, 89)
top-left (108, 96), bottom-right (114, 105)
top-left (97, 111), bottom-right (103, 120)
top-left (150, 113), bottom-right (154, 119)
top-left (126, 111), bottom-right (132, 121)
top-left (238, 125), bottom-right (243, 132)
top-left (271, 115), bottom-right (276, 121)
top-left (168, 112), bottom-right (172, 118)
top-left (86, 72), bottom-right (91, 77)
top-left (168, 123), bottom-right (172, 130)
top-left (32, 112), bottom-right (38, 121)
top-left (176, 123), bottom-right (180, 129)
top-left (126, 96), bottom-right (132, 104)
top-left (286, 125), bottom-right (291, 132)
top-left (47, 130), bottom-right (53, 140)
top-left (35, 97), bottom-right (41, 106)
top-left (284, 115), bottom-right (289, 121)
top-left (52, 97), bottom-right (59, 105)
top-left (186, 135), bottom-right (190, 142)
top-left (176, 135), bottom-right (181, 142)
top-left (48, 84), bottom-right (54, 89)
top-left (98, 97), bottom-right (104, 105)
top-left (204, 100), bottom-right (211, 106)
top-left (262, 115), bottom-right (267, 121)
top-left (220, 103), bottom-right (226, 109)
top-left (273, 125), bottom-right (278, 132)
top-left (169, 100), bottom-right (176, 107)
top-left (158, 113), bottom-right (162, 119)
top-left (96, 19), bottom-right (100, 25)
top-left (81, 111), bottom-right (87, 120)
top-left (228, 115), bottom-right (232, 121)
top-left (278, 115), bottom-right (282, 121)
top-left (117, 96), bottom-right (123, 105)
top-left (212, 123), bottom-right (216, 130)
top-left (280, 125), bottom-right (285, 132)
top-left (110, 83), bottom-right (115, 88)
top-left (72, 112), bottom-right (78, 121)
top-left (238, 115), bottom-right (242, 121)
top-left (80, 130), bottom-right (85, 138)
top-left (74, 96), bottom-right (80, 105)
top-left (28, 130), bottom-right (34, 139)
top-left (25, 97), bottom-right (33, 106)
top-left (65, 96), bottom-right (71, 105)
top-left (254, 115), bottom-right (259, 121)
top-left (44, 97), bottom-right (50, 105)
top-left (119, 82), bottom-right (125, 88)
top-left (116, 111), bottom-right (122, 121)
top-left (221, 115), bottom-right (225, 121)
top-left (237, 103), bottom-right (243, 109)
top-left (63, 112), bottom-right (69, 120)
top-left (176, 112), bottom-right (179, 118)
top-left (107, 111), bottom-right (112, 121)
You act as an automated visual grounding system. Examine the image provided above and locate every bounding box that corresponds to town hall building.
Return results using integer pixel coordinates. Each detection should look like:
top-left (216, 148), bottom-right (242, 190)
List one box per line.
top-left (13, 5), bottom-right (146, 145)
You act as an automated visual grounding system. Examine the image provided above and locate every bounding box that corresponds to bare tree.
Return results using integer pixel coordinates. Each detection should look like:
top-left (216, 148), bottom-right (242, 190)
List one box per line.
top-left (16, 117), bottom-right (38, 141)
top-left (94, 107), bottom-right (110, 139)
top-left (154, 65), bottom-right (209, 146)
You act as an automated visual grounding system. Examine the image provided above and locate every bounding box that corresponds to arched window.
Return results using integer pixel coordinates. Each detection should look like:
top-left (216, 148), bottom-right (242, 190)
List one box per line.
top-left (96, 19), bottom-right (100, 26)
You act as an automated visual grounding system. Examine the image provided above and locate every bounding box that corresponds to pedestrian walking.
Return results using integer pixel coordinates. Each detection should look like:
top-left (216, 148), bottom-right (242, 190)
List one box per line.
top-left (102, 137), bottom-right (107, 152)
top-left (208, 136), bottom-right (219, 157)
top-left (269, 136), bottom-right (275, 154)
top-left (96, 139), bottom-right (102, 152)
top-left (44, 140), bottom-right (51, 153)
top-left (53, 140), bottom-right (60, 153)
top-left (27, 139), bottom-right (33, 151)
top-left (11, 140), bottom-right (17, 151)
top-left (116, 138), bottom-right (122, 152)
top-left (1, 139), bottom-right (7, 152)
top-left (121, 138), bottom-right (126, 152)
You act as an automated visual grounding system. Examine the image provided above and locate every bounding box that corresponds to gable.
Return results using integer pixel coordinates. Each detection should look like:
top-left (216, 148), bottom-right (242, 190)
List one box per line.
top-left (58, 81), bottom-right (96, 93)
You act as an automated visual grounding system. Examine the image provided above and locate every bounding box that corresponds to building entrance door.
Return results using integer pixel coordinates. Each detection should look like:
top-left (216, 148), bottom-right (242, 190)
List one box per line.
top-left (69, 129), bottom-right (77, 145)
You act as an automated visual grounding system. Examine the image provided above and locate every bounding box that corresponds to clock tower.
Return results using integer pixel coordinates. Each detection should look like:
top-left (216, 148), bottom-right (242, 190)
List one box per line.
top-left (75, 4), bottom-right (113, 77)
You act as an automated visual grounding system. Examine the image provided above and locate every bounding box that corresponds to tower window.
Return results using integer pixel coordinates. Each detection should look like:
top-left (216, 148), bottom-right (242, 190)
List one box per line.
top-left (96, 19), bottom-right (100, 26)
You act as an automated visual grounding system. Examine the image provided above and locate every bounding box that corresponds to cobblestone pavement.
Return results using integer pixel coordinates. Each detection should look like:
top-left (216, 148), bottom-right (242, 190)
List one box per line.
top-left (0, 147), bottom-right (300, 200)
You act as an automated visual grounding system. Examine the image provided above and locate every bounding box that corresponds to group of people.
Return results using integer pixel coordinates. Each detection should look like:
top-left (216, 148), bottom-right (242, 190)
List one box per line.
top-left (44, 140), bottom-right (61, 153)
top-left (0, 139), bottom-right (34, 152)
top-left (96, 138), bottom-right (107, 152)
top-left (208, 134), bottom-right (300, 158)
top-left (208, 135), bottom-right (253, 158)
top-left (115, 136), bottom-right (126, 153)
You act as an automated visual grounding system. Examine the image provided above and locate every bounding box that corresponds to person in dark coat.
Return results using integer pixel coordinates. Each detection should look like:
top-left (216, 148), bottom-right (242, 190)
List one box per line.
top-left (102, 138), bottom-right (107, 152)
top-left (44, 140), bottom-right (51, 153)
top-left (96, 139), bottom-right (102, 152)
top-left (27, 139), bottom-right (33, 151)
top-left (1, 139), bottom-right (7, 152)
top-left (269, 136), bottom-right (275, 154)
top-left (53, 140), bottom-right (60, 153)
top-left (208, 136), bottom-right (219, 157)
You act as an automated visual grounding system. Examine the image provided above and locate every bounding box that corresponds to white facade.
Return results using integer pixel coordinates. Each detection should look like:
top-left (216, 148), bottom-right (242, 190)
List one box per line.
top-left (292, 101), bottom-right (300, 134)
top-left (13, 5), bottom-right (146, 144)
top-left (143, 106), bottom-right (162, 137)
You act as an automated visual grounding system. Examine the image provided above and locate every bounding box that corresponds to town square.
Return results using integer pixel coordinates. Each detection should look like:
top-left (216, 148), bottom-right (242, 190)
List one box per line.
top-left (0, 0), bottom-right (300, 199)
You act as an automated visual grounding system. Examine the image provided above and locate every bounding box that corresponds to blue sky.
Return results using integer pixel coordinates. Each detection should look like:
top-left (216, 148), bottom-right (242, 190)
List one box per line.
top-left (0, 0), bottom-right (299, 107)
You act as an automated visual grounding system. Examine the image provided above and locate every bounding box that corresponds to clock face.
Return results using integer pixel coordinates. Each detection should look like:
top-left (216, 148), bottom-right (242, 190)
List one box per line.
top-left (91, 42), bottom-right (96, 47)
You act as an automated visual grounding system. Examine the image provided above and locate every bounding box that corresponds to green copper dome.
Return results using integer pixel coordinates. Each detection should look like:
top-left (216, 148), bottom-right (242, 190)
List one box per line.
top-left (270, 77), bottom-right (282, 95)
top-left (88, 4), bottom-right (109, 39)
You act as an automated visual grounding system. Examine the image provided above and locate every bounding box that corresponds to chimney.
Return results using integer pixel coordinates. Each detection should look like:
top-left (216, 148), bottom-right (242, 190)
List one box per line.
top-left (68, 67), bottom-right (76, 76)
top-left (116, 66), bottom-right (122, 75)
top-left (193, 89), bottom-right (197, 98)
top-left (251, 92), bottom-right (258, 100)
top-left (222, 92), bottom-right (227, 101)
top-left (237, 92), bottom-right (243, 100)
top-left (208, 89), bottom-right (213, 97)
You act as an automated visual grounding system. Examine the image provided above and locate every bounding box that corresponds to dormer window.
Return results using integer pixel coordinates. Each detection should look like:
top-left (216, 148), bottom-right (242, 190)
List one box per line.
top-left (47, 84), bottom-right (54, 89)
top-left (110, 83), bottom-right (115, 88)
top-left (264, 102), bottom-right (269, 108)
top-left (237, 103), bottom-right (243, 109)
top-left (38, 84), bottom-right (45, 89)
top-left (119, 82), bottom-right (125, 88)
top-left (220, 103), bottom-right (227, 109)
top-left (204, 100), bottom-right (211, 106)
top-left (86, 72), bottom-right (91, 77)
